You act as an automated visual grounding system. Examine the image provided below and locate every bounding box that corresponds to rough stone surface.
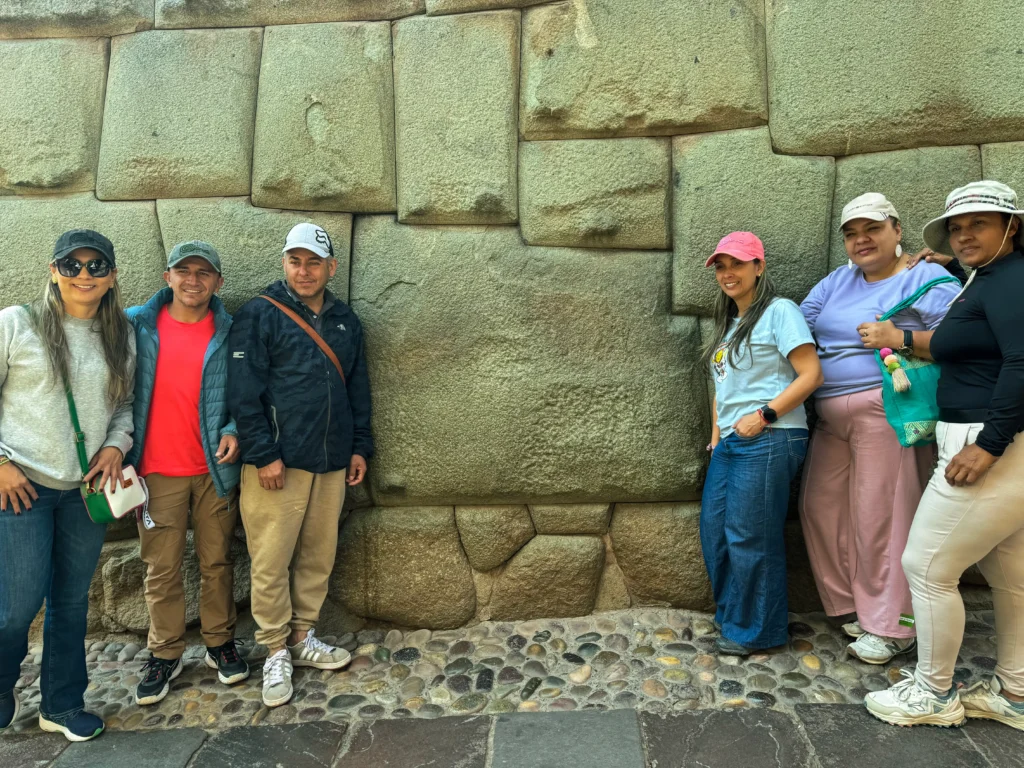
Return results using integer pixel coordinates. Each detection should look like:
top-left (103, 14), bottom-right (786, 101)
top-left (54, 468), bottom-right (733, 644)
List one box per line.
top-left (521, 0), bottom-right (767, 140)
top-left (350, 217), bottom-right (708, 505)
top-left (829, 146), bottom-right (982, 271)
top-left (0, 1), bottom-right (152, 39)
top-left (154, 197), bottom-right (352, 311)
top-left (428, 0), bottom-right (548, 16)
top-left (252, 21), bottom-right (396, 213)
top-left (0, 193), bottom-right (165, 309)
top-left (97, 29), bottom-right (262, 200)
top-left (0, 38), bottom-right (107, 196)
top-left (156, 0), bottom-right (424, 28)
top-left (594, 559), bottom-right (631, 612)
top-left (982, 142), bottom-right (1024, 201)
top-left (192, 723), bottom-right (347, 768)
top-left (767, 0), bottom-right (1024, 155)
top-left (54, 729), bottom-right (207, 768)
top-left (332, 507), bottom-right (477, 628)
top-left (489, 535), bottom-right (604, 620)
top-left (519, 138), bottom-right (670, 249)
top-left (394, 11), bottom-right (519, 224)
top-left (609, 503), bottom-right (714, 611)
top-left (492, 709), bottom-right (645, 768)
top-left (672, 127), bottom-right (834, 316)
top-left (455, 506), bottom-right (535, 572)
top-left (528, 504), bottom-right (612, 536)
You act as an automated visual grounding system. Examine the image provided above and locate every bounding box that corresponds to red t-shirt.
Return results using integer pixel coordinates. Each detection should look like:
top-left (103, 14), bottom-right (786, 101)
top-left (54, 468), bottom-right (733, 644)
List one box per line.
top-left (138, 306), bottom-right (215, 477)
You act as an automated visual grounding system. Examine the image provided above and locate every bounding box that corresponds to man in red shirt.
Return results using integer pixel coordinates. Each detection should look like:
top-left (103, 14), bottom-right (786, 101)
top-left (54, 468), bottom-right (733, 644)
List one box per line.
top-left (125, 241), bottom-right (246, 706)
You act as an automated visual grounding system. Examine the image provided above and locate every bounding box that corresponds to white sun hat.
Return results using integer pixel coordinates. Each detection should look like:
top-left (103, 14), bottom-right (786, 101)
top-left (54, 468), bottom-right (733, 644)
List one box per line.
top-left (923, 180), bottom-right (1024, 255)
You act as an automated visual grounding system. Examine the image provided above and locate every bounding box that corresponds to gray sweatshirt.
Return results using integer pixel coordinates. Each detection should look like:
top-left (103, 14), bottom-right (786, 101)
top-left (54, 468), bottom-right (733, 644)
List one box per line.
top-left (0, 306), bottom-right (135, 490)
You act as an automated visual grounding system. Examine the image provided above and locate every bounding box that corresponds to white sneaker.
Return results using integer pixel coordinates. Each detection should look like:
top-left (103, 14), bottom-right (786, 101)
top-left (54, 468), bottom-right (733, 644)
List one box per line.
top-left (288, 628), bottom-right (351, 670)
top-left (961, 676), bottom-right (1024, 731)
top-left (865, 669), bottom-right (965, 727)
top-left (847, 632), bottom-right (916, 664)
top-left (261, 649), bottom-right (293, 708)
top-left (841, 620), bottom-right (865, 639)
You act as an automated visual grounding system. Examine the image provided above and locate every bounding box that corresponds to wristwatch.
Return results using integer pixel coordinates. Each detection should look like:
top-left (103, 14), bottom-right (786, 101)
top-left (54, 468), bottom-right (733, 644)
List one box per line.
top-left (898, 329), bottom-right (914, 354)
top-left (758, 405), bottom-right (778, 425)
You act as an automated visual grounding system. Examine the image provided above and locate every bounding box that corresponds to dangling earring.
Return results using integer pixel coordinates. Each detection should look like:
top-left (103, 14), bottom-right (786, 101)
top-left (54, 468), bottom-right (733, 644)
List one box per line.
top-left (895, 243), bottom-right (903, 259)
top-left (51, 274), bottom-right (58, 284)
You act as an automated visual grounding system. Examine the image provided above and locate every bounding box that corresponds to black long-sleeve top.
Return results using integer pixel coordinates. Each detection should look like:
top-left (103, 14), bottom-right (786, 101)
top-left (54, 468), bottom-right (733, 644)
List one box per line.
top-left (930, 250), bottom-right (1024, 456)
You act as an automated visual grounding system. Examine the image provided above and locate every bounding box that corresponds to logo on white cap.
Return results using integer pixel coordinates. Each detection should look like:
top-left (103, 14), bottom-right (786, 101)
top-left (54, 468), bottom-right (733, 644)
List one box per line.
top-left (283, 223), bottom-right (334, 260)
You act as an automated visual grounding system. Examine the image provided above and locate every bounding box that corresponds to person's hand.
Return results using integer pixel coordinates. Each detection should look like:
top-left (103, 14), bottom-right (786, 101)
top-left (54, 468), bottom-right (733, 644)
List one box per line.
top-left (258, 459), bottom-right (286, 490)
top-left (83, 446), bottom-right (125, 493)
top-left (906, 248), bottom-right (953, 269)
top-left (945, 443), bottom-right (998, 487)
top-left (347, 455), bottom-right (367, 486)
top-left (857, 318), bottom-right (903, 350)
top-left (216, 434), bottom-right (240, 464)
top-left (0, 461), bottom-right (38, 514)
top-left (733, 413), bottom-right (765, 438)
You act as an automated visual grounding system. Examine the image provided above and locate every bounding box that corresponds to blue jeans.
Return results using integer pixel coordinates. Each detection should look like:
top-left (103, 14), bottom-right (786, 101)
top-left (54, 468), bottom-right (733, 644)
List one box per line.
top-left (700, 428), bottom-right (808, 649)
top-left (0, 483), bottom-right (107, 718)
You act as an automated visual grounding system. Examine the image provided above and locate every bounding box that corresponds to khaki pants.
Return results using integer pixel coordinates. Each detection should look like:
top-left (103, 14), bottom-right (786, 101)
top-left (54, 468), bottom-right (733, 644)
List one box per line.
top-left (903, 422), bottom-right (1024, 695)
top-left (139, 473), bottom-right (239, 660)
top-left (239, 464), bottom-right (346, 649)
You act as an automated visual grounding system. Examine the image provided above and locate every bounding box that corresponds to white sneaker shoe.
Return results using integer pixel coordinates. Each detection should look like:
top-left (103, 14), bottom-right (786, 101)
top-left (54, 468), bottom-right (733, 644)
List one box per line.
top-left (288, 628), bottom-right (351, 670)
top-left (847, 632), bottom-right (916, 664)
top-left (961, 676), bottom-right (1024, 731)
top-left (261, 649), bottom-right (294, 708)
top-left (841, 620), bottom-right (865, 639)
top-left (865, 670), bottom-right (965, 727)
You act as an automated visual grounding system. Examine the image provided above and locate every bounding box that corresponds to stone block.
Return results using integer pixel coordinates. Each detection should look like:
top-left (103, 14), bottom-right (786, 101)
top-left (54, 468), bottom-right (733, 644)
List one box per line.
top-left (0, 38), bottom-right (107, 196)
top-left (672, 127), bottom-right (834, 316)
top-left (156, 0), bottom-right (424, 28)
top-left (767, 0), bottom-right (1024, 155)
top-left (519, 138), bottom-right (670, 249)
top-left (155, 197), bottom-right (352, 312)
top-left (97, 29), bottom-right (262, 200)
top-left (455, 505), bottom-right (535, 572)
top-left (594, 535), bottom-right (630, 612)
top-left (829, 146), bottom-right (982, 272)
top-left (609, 503), bottom-right (714, 611)
top-left (252, 21), bottom-right (396, 213)
top-left (394, 11), bottom-right (518, 224)
top-left (427, 0), bottom-right (547, 14)
top-left (982, 142), bottom-right (1024, 201)
top-left (528, 504), bottom-right (611, 535)
top-left (56, 730), bottom-right (207, 768)
top-left (492, 710), bottom-right (645, 768)
top-left (521, 0), bottom-right (767, 140)
top-left (351, 217), bottom-right (709, 505)
top-left (786, 520), bottom-right (822, 613)
top-left (0, 193), bottom-right (165, 309)
top-left (332, 507), bottom-right (477, 628)
top-left (0, 1), bottom-right (152, 39)
top-left (489, 535), bottom-right (604, 620)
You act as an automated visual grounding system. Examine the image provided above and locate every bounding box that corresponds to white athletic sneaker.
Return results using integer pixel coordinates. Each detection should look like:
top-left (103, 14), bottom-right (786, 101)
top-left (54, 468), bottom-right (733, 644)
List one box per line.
top-left (841, 620), bottom-right (865, 639)
top-left (288, 628), bottom-right (352, 670)
top-left (262, 649), bottom-right (294, 708)
top-left (961, 676), bottom-right (1024, 731)
top-left (865, 670), bottom-right (965, 727)
top-left (847, 632), bottom-right (916, 664)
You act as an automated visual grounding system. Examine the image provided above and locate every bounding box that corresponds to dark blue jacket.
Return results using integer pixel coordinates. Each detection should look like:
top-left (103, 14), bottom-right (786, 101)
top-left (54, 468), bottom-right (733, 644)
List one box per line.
top-left (227, 280), bottom-right (373, 473)
top-left (126, 289), bottom-right (240, 497)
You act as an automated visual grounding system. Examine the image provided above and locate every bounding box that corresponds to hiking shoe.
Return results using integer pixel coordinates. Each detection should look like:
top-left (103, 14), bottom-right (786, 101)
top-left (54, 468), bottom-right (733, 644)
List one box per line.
top-left (865, 670), bottom-right (965, 728)
top-left (961, 676), bottom-right (1024, 731)
top-left (842, 620), bottom-right (865, 639)
top-left (715, 636), bottom-right (753, 657)
top-left (262, 649), bottom-right (293, 708)
top-left (847, 633), bottom-right (916, 665)
top-left (288, 628), bottom-right (352, 670)
top-left (205, 640), bottom-right (250, 685)
top-left (38, 710), bottom-right (105, 742)
top-left (0, 690), bottom-right (19, 730)
top-left (134, 656), bottom-right (182, 706)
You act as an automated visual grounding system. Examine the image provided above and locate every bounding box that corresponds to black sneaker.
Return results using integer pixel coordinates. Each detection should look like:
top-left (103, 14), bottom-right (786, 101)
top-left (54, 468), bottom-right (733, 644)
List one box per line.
top-left (134, 657), bottom-right (181, 705)
top-left (205, 640), bottom-right (250, 685)
top-left (0, 690), bottom-right (19, 730)
top-left (38, 709), bottom-right (104, 742)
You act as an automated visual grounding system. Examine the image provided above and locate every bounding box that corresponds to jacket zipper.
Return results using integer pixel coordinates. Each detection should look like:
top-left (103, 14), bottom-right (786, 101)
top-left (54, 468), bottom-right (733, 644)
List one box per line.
top-left (271, 405), bottom-right (280, 443)
top-left (323, 358), bottom-right (331, 469)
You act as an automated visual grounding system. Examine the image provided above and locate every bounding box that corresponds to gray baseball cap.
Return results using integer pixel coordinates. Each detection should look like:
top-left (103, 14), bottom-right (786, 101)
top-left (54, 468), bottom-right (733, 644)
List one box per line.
top-left (167, 240), bottom-right (222, 274)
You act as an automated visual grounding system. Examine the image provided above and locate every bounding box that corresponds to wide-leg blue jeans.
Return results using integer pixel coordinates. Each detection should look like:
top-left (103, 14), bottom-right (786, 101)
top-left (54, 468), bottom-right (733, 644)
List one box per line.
top-left (700, 428), bottom-right (808, 649)
top-left (0, 484), bottom-right (107, 718)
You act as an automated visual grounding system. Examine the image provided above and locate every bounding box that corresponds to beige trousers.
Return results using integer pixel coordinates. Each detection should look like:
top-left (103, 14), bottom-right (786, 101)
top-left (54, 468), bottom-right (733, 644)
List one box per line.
top-left (139, 473), bottom-right (239, 659)
top-left (902, 422), bottom-right (1024, 695)
top-left (239, 464), bottom-right (346, 648)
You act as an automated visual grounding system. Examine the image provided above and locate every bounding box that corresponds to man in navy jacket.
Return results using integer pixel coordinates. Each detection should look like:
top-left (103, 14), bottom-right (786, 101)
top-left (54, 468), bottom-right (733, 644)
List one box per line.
top-left (228, 223), bottom-right (373, 708)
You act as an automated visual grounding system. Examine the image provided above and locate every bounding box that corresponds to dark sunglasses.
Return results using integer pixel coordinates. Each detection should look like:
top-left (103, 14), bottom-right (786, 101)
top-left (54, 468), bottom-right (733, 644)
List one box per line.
top-left (54, 256), bottom-right (113, 278)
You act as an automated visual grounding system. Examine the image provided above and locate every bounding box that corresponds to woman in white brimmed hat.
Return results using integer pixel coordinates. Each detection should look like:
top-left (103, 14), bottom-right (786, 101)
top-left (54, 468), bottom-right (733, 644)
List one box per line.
top-left (866, 181), bottom-right (1024, 730)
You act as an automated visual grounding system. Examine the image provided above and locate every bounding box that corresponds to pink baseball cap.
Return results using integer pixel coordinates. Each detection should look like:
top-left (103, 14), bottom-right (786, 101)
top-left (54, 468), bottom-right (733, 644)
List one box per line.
top-left (704, 231), bottom-right (765, 268)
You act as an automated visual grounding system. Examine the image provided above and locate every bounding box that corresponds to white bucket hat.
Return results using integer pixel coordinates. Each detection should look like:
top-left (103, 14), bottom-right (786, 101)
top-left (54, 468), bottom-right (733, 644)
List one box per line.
top-left (923, 180), bottom-right (1024, 255)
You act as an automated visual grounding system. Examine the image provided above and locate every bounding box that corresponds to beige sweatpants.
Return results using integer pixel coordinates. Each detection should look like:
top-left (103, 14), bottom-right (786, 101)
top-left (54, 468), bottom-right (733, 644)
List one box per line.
top-left (902, 422), bottom-right (1024, 695)
top-left (239, 464), bottom-right (346, 649)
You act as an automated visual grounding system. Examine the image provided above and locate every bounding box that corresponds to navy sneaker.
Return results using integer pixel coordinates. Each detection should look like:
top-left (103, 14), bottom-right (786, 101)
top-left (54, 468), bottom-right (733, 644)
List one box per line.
top-left (134, 656), bottom-right (182, 705)
top-left (205, 640), bottom-right (250, 685)
top-left (38, 710), bottom-right (104, 742)
top-left (0, 690), bottom-right (19, 730)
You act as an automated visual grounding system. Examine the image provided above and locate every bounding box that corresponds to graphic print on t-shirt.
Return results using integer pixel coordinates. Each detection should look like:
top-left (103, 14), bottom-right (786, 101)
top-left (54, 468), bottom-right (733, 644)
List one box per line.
top-left (713, 342), bottom-right (729, 383)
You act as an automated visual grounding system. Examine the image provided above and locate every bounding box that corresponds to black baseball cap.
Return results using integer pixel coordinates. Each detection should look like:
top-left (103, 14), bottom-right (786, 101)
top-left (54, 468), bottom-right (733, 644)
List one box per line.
top-left (52, 229), bottom-right (116, 267)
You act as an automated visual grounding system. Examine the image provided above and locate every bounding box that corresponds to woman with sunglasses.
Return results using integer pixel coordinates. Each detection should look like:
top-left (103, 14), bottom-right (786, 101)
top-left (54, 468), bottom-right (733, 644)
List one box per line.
top-left (0, 229), bottom-right (135, 741)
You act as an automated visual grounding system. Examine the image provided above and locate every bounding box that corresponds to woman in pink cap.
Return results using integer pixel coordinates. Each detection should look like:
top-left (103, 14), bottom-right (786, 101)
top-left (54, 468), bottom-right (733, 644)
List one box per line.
top-left (700, 231), bottom-right (822, 656)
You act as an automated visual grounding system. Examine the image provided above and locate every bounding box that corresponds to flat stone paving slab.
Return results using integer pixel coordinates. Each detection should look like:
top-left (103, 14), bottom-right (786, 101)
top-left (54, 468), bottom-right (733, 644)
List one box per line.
top-left (962, 720), bottom-right (1024, 768)
top-left (192, 722), bottom-right (347, 768)
top-left (491, 709), bottom-right (644, 768)
top-left (337, 716), bottom-right (488, 767)
top-left (0, 732), bottom-right (67, 768)
top-left (52, 728), bottom-right (206, 768)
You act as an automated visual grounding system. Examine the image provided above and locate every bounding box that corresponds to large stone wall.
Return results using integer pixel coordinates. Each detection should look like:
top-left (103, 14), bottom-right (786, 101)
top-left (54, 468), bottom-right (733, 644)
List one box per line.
top-left (2, 0), bottom-right (1020, 634)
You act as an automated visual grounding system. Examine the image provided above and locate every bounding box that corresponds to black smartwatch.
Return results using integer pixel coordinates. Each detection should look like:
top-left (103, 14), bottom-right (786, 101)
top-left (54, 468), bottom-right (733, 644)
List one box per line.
top-left (759, 405), bottom-right (778, 425)
top-left (898, 329), bottom-right (914, 353)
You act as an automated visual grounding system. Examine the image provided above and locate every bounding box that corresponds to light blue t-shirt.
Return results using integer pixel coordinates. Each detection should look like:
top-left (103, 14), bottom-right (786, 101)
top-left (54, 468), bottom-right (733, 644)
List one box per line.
top-left (712, 298), bottom-right (815, 437)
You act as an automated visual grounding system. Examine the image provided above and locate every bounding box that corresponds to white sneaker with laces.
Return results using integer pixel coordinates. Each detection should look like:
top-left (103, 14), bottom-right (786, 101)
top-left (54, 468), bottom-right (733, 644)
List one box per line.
top-left (288, 628), bottom-right (352, 670)
top-left (841, 620), bottom-right (865, 639)
top-left (961, 676), bottom-right (1024, 731)
top-left (847, 632), bottom-right (916, 664)
top-left (865, 669), bottom-right (965, 727)
top-left (262, 649), bottom-right (293, 708)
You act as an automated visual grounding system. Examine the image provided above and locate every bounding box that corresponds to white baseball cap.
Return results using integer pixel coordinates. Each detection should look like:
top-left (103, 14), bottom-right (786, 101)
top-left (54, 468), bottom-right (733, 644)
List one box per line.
top-left (839, 192), bottom-right (900, 228)
top-left (923, 180), bottom-right (1024, 255)
top-left (283, 222), bottom-right (334, 260)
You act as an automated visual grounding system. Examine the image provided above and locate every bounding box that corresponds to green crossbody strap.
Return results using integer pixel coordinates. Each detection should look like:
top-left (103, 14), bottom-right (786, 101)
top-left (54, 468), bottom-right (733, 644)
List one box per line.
top-left (879, 276), bottom-right (960, 322)
top-left (64, 384), bottom-right (91, 478)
